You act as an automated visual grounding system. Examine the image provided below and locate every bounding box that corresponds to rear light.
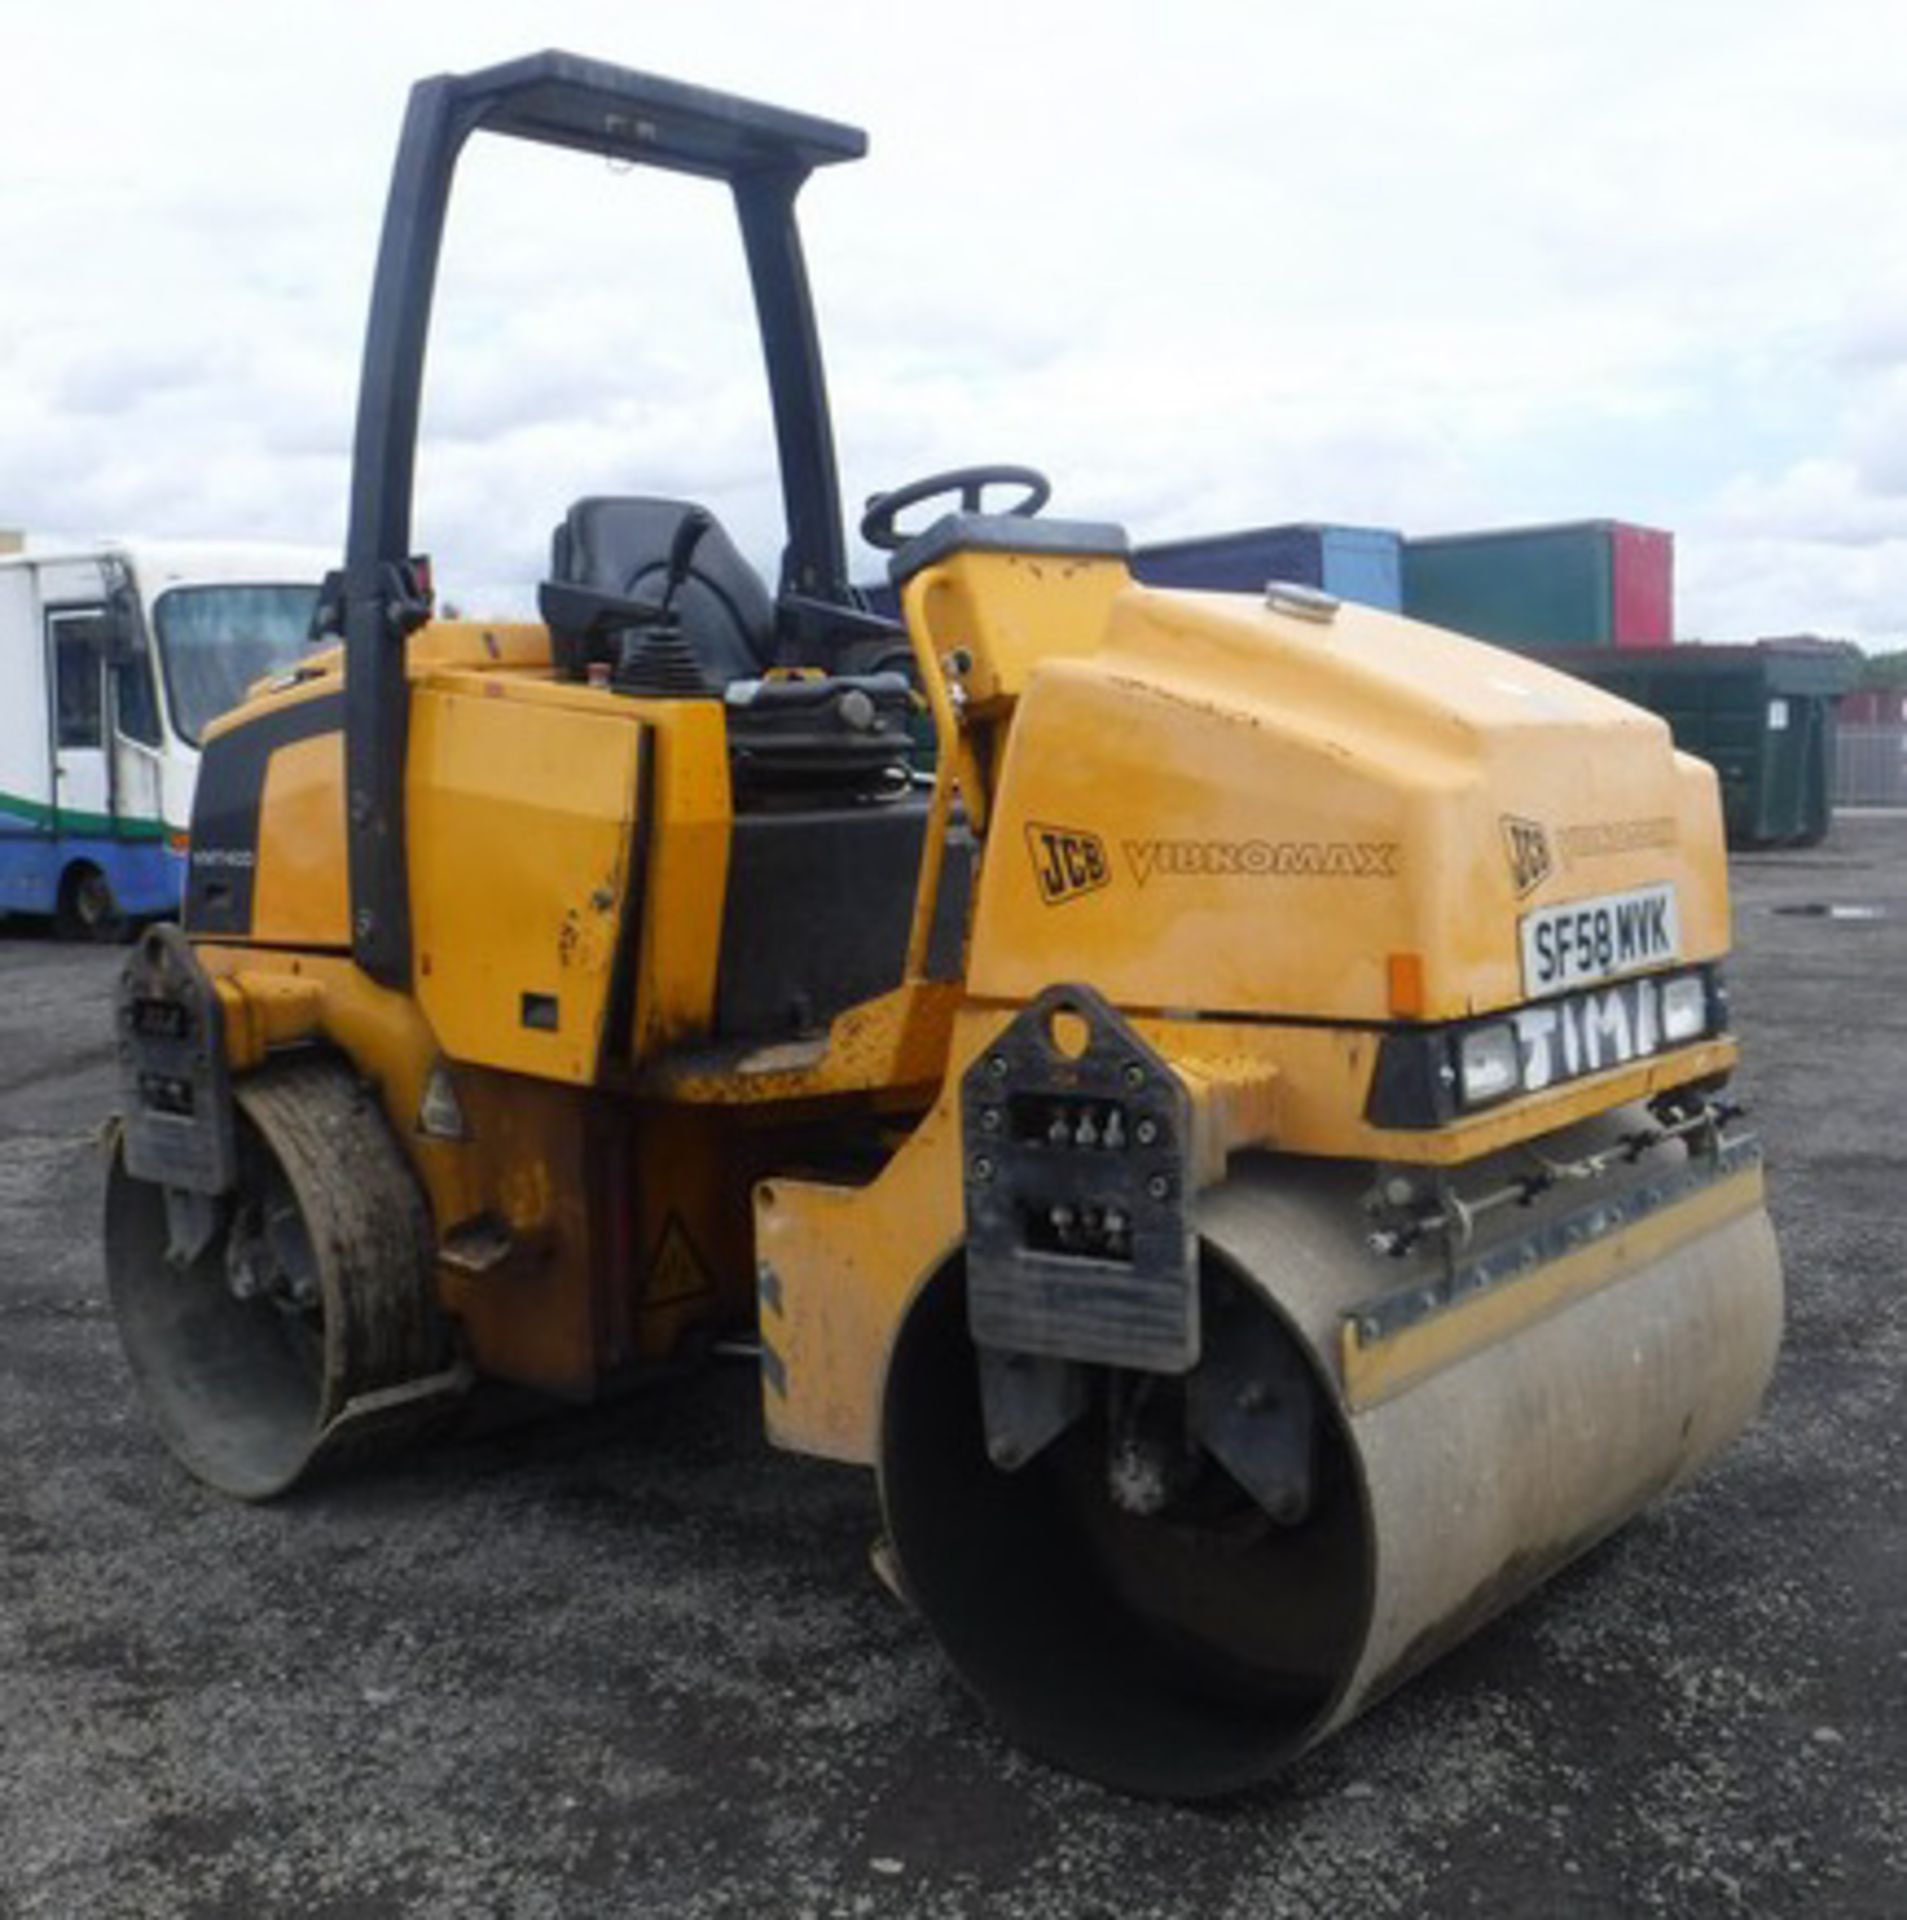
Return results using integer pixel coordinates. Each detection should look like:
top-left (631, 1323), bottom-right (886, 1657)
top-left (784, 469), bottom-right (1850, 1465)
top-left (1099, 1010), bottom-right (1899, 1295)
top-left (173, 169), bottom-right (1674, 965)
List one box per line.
top-left (1660, 974), bottom-right (1707, 1044)
top-left (1456, 1022), bottom-right (1520, 1107)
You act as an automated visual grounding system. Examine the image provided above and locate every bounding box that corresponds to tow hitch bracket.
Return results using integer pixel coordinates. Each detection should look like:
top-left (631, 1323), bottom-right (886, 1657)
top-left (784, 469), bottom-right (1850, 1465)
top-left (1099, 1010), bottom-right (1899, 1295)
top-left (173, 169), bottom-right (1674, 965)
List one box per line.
top-left (961, 984), bottom-right (1198, 1374)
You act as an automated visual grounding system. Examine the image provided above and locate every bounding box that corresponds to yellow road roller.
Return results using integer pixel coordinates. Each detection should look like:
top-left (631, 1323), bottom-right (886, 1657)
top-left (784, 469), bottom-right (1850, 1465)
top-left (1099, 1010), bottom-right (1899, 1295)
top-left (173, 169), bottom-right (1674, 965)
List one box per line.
top-left (105, 51), bottom-right (1783, 1797)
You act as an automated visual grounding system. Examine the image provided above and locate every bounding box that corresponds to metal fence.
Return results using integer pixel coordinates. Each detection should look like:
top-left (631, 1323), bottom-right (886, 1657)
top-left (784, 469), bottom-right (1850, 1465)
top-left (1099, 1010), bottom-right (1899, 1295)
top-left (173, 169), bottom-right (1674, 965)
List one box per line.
top-left (1835, 725), bottom-right (1907, 806)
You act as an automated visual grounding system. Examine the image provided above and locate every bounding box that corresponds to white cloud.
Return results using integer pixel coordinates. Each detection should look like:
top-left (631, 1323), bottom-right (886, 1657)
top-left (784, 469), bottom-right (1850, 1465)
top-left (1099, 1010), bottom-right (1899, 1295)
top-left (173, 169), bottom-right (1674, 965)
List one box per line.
top-left (1707, 457), bottom-right (1907, 548)
top-left (1, 0), bottom-right (1905, 643)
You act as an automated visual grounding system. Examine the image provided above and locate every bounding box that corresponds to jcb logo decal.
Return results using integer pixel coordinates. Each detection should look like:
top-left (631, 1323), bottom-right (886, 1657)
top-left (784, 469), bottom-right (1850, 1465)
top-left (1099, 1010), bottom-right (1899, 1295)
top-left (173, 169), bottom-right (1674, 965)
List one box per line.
top-left (1026, 823), bottom-right (1110, 905)
top-left (1501, 816), bottom-right (1553, 897)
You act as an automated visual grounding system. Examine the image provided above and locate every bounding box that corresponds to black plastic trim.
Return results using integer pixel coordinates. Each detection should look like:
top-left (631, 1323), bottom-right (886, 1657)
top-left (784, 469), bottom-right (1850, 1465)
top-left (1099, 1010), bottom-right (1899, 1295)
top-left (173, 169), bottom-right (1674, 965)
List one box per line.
top-left (595, 727), bottom-right (654, 1078)
top-left (887, 513), bottom-right (1131, 585)
top-left (185, 693), bottom-right (345, 939)
top-left (116, 923), bottom-right (238, 1196)
top-left (734, 172), bottom-right (855, 622)
top-left (449, 49), bottom-right (865, 175)
top-left (1364, 964), bottom-right (1729, 1130)
top-left (711, 797), bottom-right (971, 1040)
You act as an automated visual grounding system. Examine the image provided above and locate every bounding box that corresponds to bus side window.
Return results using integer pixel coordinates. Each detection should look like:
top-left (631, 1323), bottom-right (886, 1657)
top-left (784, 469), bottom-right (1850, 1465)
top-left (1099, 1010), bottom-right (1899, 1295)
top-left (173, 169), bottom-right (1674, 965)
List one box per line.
top-left (115, 649), bottom-right (163, 747)
top-left (56, 633), bottom-right (103, 747)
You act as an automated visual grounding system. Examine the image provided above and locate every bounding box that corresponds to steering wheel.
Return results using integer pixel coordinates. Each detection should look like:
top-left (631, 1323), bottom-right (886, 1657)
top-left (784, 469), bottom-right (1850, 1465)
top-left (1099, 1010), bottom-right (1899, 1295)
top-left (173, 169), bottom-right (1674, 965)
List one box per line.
top-left (860, 463), bottom-right (1052, 552)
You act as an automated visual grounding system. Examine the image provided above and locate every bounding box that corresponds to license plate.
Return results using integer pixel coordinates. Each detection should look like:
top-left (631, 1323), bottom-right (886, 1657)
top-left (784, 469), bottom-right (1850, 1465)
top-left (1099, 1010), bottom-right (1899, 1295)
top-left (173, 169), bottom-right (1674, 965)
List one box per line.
top-left (1520, 884), bottom-right (1679, 996)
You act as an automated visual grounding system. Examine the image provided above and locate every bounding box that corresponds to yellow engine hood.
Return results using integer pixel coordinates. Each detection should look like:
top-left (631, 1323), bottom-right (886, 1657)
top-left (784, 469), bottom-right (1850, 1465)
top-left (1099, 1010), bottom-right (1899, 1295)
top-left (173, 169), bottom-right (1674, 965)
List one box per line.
top-left (968, 584), bottom-right (1728, 1025)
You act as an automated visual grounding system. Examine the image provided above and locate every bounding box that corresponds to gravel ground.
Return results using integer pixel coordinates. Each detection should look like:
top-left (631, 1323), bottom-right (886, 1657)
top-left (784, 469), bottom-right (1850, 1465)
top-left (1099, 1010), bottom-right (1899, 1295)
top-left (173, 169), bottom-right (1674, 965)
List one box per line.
top-left (1, 815), bottom-right (1902, 1919)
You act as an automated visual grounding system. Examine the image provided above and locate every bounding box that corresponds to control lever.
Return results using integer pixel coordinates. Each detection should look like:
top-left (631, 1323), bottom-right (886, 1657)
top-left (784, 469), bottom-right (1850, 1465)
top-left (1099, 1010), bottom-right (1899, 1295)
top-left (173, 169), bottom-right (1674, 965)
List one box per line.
top-left (660, 508), bottom-right (714, 613)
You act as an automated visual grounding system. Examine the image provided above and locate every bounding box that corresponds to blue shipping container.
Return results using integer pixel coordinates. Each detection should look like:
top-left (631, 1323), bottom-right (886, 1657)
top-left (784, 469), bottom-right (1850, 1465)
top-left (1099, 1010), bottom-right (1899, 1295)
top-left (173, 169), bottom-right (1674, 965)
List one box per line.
top-left (1132, 523), bottom-right (1402, 610)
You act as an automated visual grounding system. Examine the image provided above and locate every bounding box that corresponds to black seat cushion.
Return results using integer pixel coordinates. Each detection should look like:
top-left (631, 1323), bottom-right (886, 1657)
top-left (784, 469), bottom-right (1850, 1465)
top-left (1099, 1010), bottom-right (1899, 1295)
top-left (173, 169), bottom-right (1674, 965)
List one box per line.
top-left (549, 496), bottom-right (776, 686)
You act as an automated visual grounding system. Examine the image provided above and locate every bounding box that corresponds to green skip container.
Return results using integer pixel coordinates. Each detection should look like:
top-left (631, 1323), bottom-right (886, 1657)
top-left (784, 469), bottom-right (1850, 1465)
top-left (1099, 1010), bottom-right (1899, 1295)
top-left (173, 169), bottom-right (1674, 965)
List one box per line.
top-left (1539, 640), bottom-right (1859, 848)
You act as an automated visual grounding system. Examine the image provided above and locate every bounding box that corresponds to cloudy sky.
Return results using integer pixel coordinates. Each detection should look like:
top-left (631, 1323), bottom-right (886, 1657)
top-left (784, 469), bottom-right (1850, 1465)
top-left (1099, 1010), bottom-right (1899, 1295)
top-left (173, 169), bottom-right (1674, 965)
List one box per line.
top-left (2, 0), bottom-right (1904, 643)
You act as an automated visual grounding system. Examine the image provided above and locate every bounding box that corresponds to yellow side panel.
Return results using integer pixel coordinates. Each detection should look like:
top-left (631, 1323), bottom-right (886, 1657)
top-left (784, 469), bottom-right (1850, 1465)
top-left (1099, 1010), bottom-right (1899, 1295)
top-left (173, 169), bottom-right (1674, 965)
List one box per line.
top-left (755, 1006), bottom-right (1010, 1465)
top-left (249, 731), bottom-right (349, 948)
top-left (408, 680), bottom-right (643, 1083)
top-left (630, 1102), bottom-right (759, 1359)
top-left (757, 1106), bottom-right (963, 1467)
top-left (438, 1070), bottom-right (604, 1392)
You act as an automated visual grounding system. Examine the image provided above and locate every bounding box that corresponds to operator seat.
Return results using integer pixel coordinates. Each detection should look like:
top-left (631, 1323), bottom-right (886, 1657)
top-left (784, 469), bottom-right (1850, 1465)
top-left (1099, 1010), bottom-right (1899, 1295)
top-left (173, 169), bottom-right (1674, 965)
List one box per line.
top-left (547, 495), bottom-right (776, 686)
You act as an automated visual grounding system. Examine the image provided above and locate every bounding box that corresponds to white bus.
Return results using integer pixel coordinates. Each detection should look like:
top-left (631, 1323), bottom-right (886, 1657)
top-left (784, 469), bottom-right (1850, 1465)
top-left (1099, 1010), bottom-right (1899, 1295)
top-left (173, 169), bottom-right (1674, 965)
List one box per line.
top-left (0, 539), bottom-right (330, 937)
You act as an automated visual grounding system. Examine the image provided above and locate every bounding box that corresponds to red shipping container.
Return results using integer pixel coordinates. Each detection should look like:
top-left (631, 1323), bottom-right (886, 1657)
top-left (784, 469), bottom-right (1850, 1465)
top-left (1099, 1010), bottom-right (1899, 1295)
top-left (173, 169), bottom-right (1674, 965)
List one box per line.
top-left (1611, 523), bottom-right (1672, 648)
top-left (1841, 686), bottom-right (1907, 725)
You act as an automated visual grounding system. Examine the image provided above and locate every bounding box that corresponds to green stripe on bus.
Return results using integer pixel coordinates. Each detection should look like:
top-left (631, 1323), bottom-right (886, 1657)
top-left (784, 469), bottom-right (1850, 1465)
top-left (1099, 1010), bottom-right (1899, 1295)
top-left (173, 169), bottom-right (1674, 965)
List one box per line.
top-left (0, 787), bottom-right (177, 841)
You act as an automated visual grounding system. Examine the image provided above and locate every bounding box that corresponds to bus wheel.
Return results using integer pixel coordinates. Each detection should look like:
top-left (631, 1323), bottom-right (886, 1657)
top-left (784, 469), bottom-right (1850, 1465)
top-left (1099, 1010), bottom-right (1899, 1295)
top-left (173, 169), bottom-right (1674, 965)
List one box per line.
top-left (56, 863), bottom-right (130, 943)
